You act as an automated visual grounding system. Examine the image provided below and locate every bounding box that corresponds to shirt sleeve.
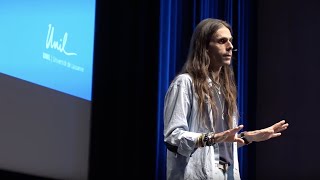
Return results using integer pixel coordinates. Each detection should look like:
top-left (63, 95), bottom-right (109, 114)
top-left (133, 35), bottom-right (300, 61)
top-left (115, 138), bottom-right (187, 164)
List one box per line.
top-left (163, 75), bottom-right (201, 157)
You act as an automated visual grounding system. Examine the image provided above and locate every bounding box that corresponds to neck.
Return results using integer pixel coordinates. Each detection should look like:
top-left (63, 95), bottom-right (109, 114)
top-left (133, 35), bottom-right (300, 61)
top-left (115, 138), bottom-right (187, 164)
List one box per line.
top-left (210, 67), bottom-right (222, 84)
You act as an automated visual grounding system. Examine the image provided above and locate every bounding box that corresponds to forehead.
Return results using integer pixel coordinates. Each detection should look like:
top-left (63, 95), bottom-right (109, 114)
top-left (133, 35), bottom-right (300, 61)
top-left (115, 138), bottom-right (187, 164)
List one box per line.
top-left (211, 26), bottom-right (232, 39)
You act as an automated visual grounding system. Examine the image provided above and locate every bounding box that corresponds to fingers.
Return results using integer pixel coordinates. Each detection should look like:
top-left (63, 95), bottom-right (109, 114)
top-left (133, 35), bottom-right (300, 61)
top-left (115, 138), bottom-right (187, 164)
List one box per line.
top-left (276, 125), bottom-right (288, 132)
top-left (272, 120), bottom-right (289, 132)
top-left (279, 119), bottom-right (286, 124)
top-left (214, 125), bottom-right (244, 143)
top-left (219, 125), bottom-right (243, 137)
top-left (272, 120), bottom-right (286, 128)
top-left (235, 137), bottom-right (245, 144)
top-left (274, 122), bottom-right (289, 133)
top-left (230, 125), bottom-right (244, 134)
top-left (270, 133), bottom-right (281, 138)
top-left (224, 125), bottom-right (244, 141)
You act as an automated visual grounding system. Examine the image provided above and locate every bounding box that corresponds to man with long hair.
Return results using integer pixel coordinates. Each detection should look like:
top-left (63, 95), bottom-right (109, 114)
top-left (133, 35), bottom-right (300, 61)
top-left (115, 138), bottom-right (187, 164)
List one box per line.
top-left (163, 18), bottom-right (289, 180)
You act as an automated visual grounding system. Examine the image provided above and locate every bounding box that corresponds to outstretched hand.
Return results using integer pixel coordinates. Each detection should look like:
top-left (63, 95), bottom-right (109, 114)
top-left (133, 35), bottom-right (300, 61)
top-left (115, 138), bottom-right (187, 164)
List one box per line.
top-left (246, 120), bottom-right (289, 142)
top-left (212, 125), bottom-right (245, 144)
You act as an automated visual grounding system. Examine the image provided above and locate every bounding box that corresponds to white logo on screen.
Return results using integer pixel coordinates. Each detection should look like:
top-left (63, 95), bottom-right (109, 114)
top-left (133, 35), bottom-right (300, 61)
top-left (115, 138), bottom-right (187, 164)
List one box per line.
top-left (46, 24), bottom-right (77, 56)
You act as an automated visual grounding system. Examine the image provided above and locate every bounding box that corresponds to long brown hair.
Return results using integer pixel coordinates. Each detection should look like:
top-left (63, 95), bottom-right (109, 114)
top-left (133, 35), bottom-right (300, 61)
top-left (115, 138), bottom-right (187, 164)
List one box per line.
top-left (180, 18), bottom-right (238, 128)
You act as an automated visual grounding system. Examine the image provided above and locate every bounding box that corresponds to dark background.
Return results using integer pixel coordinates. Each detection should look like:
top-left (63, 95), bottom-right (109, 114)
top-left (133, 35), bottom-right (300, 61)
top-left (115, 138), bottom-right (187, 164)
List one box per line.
top-left (254, 0), bottom-right (320, 179)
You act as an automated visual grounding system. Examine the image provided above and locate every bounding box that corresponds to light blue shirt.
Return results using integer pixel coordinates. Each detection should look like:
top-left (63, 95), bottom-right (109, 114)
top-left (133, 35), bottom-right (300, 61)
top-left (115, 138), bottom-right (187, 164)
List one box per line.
top-left (163, 73), bottom-right (241, 180)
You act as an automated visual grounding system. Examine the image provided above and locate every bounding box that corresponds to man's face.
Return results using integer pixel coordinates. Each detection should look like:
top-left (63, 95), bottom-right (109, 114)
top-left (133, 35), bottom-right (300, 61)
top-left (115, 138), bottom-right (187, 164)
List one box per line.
top-left (207, 27), bottom-right (233, 67)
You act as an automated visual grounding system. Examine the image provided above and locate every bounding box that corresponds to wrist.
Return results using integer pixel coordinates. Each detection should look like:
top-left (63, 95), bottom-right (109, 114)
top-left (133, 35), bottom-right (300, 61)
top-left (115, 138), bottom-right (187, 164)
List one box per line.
top-left (197, 132), bottom-right (216, 147)
top-left (239, 132), bottom-right (252, 145)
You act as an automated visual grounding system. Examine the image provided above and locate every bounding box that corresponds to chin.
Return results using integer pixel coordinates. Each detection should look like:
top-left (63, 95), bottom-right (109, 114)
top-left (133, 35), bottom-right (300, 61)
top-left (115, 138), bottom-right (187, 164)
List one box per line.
top-left (222, 60), bottom-right (232, 65)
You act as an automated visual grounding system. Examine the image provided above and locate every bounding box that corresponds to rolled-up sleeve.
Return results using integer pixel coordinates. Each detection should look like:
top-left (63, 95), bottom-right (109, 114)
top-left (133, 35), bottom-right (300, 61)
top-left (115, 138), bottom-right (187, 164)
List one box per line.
top-left (163, 75), bottom-right (201, 157)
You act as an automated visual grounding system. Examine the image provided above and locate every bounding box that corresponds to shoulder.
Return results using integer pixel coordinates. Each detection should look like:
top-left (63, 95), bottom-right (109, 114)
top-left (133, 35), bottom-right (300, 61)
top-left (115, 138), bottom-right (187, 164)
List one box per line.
top-left (166, 73), bottom-right (194, 96)
top-left (165, 73), bottom-right (194, 101)
top-left (171, 73), bottom-right (193, 87)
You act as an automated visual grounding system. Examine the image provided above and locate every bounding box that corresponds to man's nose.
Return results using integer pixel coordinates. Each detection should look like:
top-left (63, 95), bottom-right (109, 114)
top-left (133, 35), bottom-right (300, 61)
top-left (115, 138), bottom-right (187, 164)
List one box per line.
top-left (227, 41), bottom-right (233, 51)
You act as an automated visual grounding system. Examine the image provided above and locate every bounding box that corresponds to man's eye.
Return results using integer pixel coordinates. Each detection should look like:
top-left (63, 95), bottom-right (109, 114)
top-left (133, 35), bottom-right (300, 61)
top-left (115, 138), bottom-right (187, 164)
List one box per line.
top-left (218, 38), bottom-right (232, 44)
top-left (218, 39), bottom-right (227, 44)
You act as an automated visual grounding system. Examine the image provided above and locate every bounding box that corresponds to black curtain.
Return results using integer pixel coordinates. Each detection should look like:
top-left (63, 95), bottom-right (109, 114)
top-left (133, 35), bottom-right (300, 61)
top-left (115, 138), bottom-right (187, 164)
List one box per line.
top-left (89, 0), bottom-right (160, 179)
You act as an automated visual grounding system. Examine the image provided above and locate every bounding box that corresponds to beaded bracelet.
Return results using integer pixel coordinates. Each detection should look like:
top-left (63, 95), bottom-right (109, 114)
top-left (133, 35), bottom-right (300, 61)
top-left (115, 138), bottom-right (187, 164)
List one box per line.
top-left (197, 132), bottom-right (216, 147)
top-left (205, 132), bottom-right (216, 146)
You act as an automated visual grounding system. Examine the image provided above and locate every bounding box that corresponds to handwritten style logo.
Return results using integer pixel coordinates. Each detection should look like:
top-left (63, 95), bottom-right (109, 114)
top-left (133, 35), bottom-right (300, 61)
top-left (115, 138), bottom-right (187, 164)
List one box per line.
top-left (46, 24), bottom-right (77, 56)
